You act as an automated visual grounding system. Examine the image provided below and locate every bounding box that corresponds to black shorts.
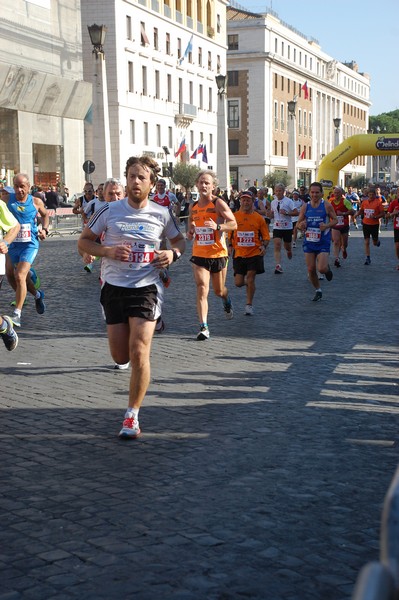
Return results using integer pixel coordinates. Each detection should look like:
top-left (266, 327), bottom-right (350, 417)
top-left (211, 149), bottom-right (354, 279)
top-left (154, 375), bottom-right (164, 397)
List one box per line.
top-left (233, 255), bottom-right (265, 276)
top-left (332, 226), bottom-right (350, 234)
top-left (394, 229), bottom-right (399, 243)
top-left (273, 229), bottom-right (293, 243)
top-left (100, 282), bottom-right (161, 325)
top-left (362, 223), bottom-right (379, 240)
top-left (190, 256), bottom-right (228, 273)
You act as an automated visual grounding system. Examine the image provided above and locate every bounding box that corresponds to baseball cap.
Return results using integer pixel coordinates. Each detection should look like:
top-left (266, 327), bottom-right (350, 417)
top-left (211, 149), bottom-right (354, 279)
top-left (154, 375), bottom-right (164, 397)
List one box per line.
top-left (240, 189), bottom-right (255, 199)
top-left (2, 186), bottom-right (14, 194)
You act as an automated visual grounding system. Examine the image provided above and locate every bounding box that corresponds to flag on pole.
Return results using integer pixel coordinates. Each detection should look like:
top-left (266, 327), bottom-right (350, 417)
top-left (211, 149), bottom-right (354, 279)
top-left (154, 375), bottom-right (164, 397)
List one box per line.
top-left (179, 34), bottom-right (193, 65)
top-left (190, 143), bottom-right (208, 163)
top-left (175, 137), bottom-right (186, 158)
top-left (301, 81), bottom-right (309, 100)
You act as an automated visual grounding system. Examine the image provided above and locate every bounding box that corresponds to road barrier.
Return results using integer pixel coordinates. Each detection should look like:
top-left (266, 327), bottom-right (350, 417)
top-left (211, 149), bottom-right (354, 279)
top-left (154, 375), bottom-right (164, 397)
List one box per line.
top-left (47, 208), bottom-right (82, 236)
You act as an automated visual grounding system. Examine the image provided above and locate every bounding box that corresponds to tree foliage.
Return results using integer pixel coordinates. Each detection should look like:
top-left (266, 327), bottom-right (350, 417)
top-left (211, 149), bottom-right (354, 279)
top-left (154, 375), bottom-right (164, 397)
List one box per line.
top-left (369, 110), bottom-right (399, 134)
top-left (171, 162), bottom-right (201, 191)
top-left (262, 170), bottom-right (292, 189)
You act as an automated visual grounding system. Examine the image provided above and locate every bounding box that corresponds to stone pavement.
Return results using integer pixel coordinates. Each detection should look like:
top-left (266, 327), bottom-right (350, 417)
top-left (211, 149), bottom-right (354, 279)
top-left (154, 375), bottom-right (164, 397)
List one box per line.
top-left (1, 227), bottom-right (398, 600)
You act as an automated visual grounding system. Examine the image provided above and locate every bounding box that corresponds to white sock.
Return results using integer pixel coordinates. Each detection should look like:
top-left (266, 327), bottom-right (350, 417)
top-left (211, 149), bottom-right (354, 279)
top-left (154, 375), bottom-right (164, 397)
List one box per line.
top-left (13, 308), bottom-right (21, 317)
top-left (35, 291), bottom-right (41, 299)
top-left (126, 408), bottom-right (139, 420)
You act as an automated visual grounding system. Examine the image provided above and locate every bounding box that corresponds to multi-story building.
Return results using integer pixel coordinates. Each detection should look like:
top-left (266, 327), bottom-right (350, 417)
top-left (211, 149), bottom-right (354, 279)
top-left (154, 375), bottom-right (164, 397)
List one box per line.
top-left (81, 0), bottom-right (229, 186)
top-left (226, 6), bottom-right (371, 190)
top-left (0, 0), bottom-right (91, 191)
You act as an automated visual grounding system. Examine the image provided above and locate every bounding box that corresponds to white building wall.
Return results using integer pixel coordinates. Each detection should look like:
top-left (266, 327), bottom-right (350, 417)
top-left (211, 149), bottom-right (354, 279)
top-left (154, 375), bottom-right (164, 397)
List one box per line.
top-left (81, 0), bottom-right (228, 186)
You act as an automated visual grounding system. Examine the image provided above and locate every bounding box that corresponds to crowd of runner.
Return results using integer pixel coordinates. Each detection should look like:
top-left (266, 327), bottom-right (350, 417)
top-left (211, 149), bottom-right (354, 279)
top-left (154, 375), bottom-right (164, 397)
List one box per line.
top-left (1, 162), bottom-right (398, 439)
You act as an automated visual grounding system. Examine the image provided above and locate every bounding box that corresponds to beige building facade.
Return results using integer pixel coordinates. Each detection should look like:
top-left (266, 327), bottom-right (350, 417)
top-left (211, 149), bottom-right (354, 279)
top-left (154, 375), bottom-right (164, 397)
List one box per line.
top-left (226, 6), bottom-right (371, 190)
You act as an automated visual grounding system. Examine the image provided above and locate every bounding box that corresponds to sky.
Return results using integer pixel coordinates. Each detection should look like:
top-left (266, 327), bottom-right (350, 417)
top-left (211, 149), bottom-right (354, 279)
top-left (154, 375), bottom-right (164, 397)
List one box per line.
top-left (240, 0), bottom-right (398, 116)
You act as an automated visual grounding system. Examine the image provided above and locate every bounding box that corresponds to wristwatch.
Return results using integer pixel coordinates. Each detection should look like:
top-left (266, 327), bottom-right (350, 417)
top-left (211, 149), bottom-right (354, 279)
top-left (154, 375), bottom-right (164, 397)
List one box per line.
top-left (42, 228), bottom-right (49, 235)
top-left (172, 249), bottom-right (182, 262)
top-left (216, 224), bottom-right (221, 231)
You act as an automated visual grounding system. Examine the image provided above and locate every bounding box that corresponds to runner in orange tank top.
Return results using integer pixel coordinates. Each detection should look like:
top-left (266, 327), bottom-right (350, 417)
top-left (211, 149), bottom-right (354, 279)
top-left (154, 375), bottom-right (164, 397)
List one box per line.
top-left (187, 170), bottom-right (237, 340)
top-left (229, 189), bottom-right (270, 315)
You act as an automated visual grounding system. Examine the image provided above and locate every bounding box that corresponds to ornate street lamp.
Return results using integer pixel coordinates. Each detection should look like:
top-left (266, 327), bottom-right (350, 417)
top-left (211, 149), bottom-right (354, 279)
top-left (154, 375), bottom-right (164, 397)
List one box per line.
top-left (87, 24), bottom-right (107, 57)
top-left (215, 74), bottom-right (227, 96)
top-left (333, 117), bottom-right (341, 131)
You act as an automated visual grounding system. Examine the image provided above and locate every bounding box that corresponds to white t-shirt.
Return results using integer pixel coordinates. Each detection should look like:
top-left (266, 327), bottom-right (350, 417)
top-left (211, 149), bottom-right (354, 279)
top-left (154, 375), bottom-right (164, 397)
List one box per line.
top-left (88, 198), bottom-right (181, 288)
top-left (271, 196), bottom-right (295, 230)
top-left (84, 198), bottom-right (107, 217)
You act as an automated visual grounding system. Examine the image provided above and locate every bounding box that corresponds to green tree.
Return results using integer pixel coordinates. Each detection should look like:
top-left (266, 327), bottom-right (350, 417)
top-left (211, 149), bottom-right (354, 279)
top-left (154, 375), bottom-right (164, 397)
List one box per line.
top-left (171, 162), bottom-right (201, 192)
top-left (262, 170), bottom-right (292, 189)
top-left (369, 110), bottom-right (399, 134)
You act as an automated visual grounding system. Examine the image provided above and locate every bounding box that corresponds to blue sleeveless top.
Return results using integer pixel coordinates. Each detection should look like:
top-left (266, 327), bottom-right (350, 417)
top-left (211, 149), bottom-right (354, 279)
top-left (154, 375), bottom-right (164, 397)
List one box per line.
top-left (8, 194), bottom-right (40, 247)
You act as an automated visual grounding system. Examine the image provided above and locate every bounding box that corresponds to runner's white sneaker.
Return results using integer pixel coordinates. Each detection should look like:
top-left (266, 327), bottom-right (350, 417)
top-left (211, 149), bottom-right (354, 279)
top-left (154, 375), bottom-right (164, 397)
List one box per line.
top-left (119, 414), bottom-right (141, 438)
top-left (244, 304), bottom-right (254, 316)
top-left (197, 326), bottom-right (210, 340)
top-left (114, 362), bottom-right (130, 370)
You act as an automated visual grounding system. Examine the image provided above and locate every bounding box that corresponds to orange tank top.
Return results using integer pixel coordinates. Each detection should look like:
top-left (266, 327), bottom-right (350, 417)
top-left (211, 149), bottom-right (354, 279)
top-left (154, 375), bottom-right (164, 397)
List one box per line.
top-left (191, 199), bottom-right (228, 258)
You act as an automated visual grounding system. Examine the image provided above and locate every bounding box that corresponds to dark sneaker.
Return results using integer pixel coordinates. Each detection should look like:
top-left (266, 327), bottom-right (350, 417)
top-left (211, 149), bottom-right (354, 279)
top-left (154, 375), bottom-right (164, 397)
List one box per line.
top-left (364, 257), bottom-right (371, 265)
top-left (223, 297), bottom-right (234, 320)
top-left (274, 264), bottom-right (283, 274)
top-left (35, 291), bottom-right (46, 314)
top-left (342, 249), bottom-right (348, 259)
top-left (312, 291), bottom-right (323, 302)
top-left (376, 240), bottom-right (381, 247)
top-left (334, 258), bottom-right (341, 267)
top-left (197, 326), bottom-right (210, 340)
top-left (325, 269), bottom-right (333, 282)
top-left (0, 316), bottom-right (18, 351)
top-left (119, 414), bottom-right (141, 439)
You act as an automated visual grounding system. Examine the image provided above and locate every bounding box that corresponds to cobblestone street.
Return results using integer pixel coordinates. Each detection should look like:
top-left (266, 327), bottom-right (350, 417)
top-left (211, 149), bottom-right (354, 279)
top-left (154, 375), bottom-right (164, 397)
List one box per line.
top-left (1, 229), bottom-right (398, 600)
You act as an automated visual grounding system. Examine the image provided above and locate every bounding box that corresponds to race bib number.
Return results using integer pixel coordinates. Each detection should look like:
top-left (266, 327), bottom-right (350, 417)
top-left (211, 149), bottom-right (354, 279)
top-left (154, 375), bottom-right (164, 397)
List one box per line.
top-left (336, 215), bottom-right (345, 226)
top-left (195, 226), bottom-right (214, 245)
top-left (305, 227), bottom-right (321, 243)
top-left (124, 241), bottom-right (155, 267)
top-left (274, 219), bottom-right (290, 229)
top-left (15, 223), bottom-right (32, 243)
top-left (237, 231), bottom-right (255, 247)
top-left (364, 208), bottom-right (375, 219)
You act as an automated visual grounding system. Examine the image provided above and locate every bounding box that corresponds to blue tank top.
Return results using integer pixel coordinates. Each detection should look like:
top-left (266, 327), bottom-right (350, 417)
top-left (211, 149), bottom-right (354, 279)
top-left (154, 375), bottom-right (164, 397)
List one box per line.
top-left (8, 194), bottom-right (39, 246)
top-left (304, 200), bottom-right (331, 244)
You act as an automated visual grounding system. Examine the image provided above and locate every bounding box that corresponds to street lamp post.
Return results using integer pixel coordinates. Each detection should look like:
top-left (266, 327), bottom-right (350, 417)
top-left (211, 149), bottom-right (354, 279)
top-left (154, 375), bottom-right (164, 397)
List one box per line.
top-left (215, 74), bottom-right (230, 192)
top-left (287, 98), bottom-right (297, 189)
top-left (333, 118), bottom-right (341, 147)
top-left (375, 126), bottom-right (381, 183)
top-left (333, 118), bottom-right (341, 185)
top-left (88, 24), bottom-right (112, 180)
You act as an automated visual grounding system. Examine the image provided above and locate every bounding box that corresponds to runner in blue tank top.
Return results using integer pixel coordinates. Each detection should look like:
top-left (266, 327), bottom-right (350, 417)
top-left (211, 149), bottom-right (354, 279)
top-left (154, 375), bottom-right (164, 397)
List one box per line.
top-left (6, 173), bottom-right (49, 327)
top-left (297, 181), bottom-right (337, 302)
